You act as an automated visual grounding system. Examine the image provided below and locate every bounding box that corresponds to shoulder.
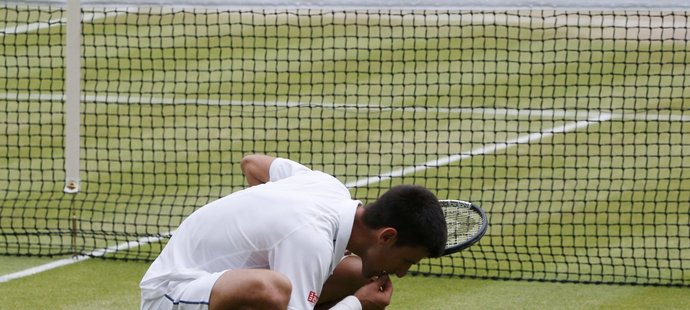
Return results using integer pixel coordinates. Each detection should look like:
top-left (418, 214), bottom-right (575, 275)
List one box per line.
top-left (267, 158), bottom-right (352, 199)
top-left (269, 158), bottom-right (313, 181)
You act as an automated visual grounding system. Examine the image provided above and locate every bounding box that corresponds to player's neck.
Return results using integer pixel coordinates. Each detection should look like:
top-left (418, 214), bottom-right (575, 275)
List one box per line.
top-left (346, 206), bottom-right (377, 256)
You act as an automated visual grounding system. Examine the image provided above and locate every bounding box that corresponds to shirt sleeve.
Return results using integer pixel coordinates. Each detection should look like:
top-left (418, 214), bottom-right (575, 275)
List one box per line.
top-left (269, 157), bottom-right (313, 182)
top-left (271, 227), bottom-right (333, 310)
top-left (329, 296), bottom-right (362, 310)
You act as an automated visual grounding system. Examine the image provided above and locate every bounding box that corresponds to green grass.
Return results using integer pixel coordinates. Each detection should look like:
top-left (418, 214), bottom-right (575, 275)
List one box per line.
top-left (1, 258), bottom-right (689, 309)
top-left (1, 5), bottom-right (689, 304)
top-left (393, 275), bottom-right (690, 309)
top-left (0, 255), bottom-right (66, 275)
top-left (0, 259), bottom-right (146, 310)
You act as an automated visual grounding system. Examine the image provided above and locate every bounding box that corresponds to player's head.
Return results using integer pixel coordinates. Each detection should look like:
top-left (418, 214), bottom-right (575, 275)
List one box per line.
top-left (362, 185), bottom-right (447, 258)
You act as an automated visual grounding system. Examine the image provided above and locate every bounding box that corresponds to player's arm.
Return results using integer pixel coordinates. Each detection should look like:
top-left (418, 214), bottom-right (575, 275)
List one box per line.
top-left (326, 275), bottom-right (392, 310)
top-left (318, 257), bottom-right (392, 310)
top-left (240, 154), bottom-right (276, 186)
top-left (242, 154), bottom-right (314, 186)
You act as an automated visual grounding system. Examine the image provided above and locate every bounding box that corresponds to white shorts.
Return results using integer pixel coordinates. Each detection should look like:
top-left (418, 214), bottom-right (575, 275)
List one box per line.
top-left (141, 271), bottom-right (225, 310)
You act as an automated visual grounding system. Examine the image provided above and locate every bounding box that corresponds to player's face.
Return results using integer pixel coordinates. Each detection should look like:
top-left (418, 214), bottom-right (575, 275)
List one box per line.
top-left (360, 243), bottom-right (429, 278)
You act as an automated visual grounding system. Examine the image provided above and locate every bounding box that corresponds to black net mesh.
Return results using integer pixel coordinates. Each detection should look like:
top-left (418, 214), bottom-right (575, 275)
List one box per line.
top-left (0, 6), bottom-right (688, 286)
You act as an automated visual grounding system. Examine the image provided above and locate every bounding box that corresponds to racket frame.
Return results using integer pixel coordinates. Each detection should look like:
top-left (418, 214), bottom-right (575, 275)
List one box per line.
top-left (440, 199), bottom-right (489, 256)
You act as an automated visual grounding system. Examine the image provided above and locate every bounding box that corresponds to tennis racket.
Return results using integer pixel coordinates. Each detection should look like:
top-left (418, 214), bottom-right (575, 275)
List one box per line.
top-left (440, 200), bottom-right (488, 255)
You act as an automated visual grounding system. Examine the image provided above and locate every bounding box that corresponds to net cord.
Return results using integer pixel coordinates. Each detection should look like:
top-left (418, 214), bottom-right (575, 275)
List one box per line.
top-left (13, 0), bottom-right (690, 10)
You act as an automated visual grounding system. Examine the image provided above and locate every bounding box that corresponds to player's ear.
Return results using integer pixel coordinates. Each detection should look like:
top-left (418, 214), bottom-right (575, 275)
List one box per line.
top-left (378, 227), bottom-right (398, 245)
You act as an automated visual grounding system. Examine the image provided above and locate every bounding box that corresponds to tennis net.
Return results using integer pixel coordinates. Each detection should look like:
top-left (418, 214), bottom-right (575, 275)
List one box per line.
top-left (1, 0), bottom-right (688, 286)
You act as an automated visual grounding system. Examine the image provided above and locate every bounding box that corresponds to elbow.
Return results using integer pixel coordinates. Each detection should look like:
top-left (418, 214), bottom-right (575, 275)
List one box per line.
top-left (240, 155), bottom-right (254, 174)
top-left (241, 154), bottom-right (274, 186)
top-left (240, 155), bottom-right (260, 178)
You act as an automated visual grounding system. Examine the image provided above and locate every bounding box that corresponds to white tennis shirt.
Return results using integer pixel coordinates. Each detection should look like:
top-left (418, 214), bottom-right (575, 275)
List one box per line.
top-left (140, 158), bottom-right (360, 309)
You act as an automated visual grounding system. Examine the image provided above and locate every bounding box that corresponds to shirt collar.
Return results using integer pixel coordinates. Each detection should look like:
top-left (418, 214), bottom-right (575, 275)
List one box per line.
top-left (331, 200), bottom-right (359, 272)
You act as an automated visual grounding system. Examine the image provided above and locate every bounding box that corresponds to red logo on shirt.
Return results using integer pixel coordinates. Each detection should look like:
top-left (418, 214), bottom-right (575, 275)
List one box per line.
top-left (307, 291), bottom-right (319, 304)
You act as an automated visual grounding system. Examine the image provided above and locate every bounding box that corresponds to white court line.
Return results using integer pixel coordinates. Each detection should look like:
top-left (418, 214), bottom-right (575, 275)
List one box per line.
top-left (0, 234), bottom-right (168, 283)
top-left (0, 18), bottom-right (64, 35)
top-left (0, 8), bottom-right (138, 36)
top-left (0, 111), bottom-right (612, 282)
top-left (2, 91), bottom-right (688, 121)
top-left (346, 113), bottom-right (613, 188)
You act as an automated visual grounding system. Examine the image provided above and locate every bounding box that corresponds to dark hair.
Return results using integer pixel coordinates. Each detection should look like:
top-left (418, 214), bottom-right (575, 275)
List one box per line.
top-left (362, 185), bottom-right (447, 257)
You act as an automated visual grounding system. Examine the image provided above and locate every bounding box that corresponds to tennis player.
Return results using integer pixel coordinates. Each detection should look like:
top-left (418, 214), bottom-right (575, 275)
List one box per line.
top-left (140, 154), bottom-right (447, 310)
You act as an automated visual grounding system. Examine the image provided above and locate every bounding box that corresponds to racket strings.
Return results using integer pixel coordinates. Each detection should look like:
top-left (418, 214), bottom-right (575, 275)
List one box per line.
top-left (441, 201), bottom-right (485, 247)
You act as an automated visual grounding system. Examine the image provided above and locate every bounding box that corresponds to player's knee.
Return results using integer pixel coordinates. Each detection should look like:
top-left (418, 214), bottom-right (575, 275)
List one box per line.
top-left (210, 270), bottom-right (292, 310)
top-left (245, 272), bottom-right (292, 309)
top-left (265, 272), bottom-right (292, 308)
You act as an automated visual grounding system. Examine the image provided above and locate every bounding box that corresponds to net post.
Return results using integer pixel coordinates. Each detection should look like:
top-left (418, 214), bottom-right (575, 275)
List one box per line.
top-left (64, 0), bottom-right (81, 195)
top-left (65, 0), bottom-right (82, 256)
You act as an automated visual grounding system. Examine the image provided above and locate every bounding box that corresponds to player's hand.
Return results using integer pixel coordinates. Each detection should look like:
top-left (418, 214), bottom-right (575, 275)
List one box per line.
top-left (353, 274), bottom-right (393, 310)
